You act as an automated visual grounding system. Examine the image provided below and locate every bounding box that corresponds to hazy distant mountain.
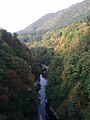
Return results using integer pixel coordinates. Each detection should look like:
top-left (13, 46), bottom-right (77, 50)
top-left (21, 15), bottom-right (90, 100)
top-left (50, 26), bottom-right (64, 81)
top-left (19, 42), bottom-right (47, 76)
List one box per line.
top-left (18, 0), bottom-right (90, 34)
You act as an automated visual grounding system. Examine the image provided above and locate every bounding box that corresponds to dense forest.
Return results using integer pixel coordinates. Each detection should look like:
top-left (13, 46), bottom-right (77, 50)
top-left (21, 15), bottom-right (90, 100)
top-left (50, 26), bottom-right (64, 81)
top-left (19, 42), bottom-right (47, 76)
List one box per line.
top-left (0, 29), bottom-right (40, 120)
top-left (0, 20), bottom-right (90, 120)
top-left (24, 21), bottom-right (90, 120)
top-left (46, 23), bottom-right (90, 120)
top-left (0, 1), bottom-right (90, 120)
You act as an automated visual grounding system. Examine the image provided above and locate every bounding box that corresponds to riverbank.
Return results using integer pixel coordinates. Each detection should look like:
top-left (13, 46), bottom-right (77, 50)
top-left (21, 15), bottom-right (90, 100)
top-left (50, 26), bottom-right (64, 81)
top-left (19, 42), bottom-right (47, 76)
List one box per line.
top-left (37, 75), bottom-right (58, 120)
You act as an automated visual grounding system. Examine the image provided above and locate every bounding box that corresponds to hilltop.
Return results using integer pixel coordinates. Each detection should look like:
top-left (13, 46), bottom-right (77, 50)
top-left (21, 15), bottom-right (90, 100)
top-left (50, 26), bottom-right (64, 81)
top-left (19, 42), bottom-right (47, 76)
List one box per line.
top-left (18, 0), bottom-right (90, 35)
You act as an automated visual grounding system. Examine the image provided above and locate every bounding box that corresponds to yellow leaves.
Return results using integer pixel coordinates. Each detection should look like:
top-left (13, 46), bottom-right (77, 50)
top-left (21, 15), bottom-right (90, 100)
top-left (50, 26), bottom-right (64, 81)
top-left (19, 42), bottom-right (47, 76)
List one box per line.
top-left (61, 71), bottom-right (68, 81)
top-left (77, 100), bottom-right (80, 108)
top-left (68, 37), bottom-right (79, 53)
top-left (29, 73), bottom-right (36, 81)
top-left (32, 41), bottom-right (38, 47)
top-left (68, 82), bottom-right (81, 102)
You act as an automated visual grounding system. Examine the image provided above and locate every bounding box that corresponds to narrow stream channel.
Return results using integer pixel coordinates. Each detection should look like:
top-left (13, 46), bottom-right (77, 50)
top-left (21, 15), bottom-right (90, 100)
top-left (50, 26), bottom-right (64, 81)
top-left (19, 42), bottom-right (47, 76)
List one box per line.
top-left (37, 74), bottom-right (57, 120)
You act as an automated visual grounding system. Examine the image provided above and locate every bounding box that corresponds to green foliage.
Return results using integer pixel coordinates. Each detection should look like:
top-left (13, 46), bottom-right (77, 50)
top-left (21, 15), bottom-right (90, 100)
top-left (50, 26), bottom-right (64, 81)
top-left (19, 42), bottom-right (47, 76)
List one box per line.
top-left (0, 114), bottom-right (7, 120)
top-left (18, 0), bottom-right (90, 44)
top-left (25, 22), bottom-right (90, 120)
top-left (0, 29), bottom-right (39, 120)
top-left (46, 23), bottom-right (90, 120)
top-left (31, 47), bottom-right (54, 65)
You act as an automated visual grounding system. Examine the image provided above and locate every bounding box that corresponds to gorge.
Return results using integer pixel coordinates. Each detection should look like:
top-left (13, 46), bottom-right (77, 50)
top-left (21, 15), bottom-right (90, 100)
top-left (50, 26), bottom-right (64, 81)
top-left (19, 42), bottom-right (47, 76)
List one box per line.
top-left (37, 74), bottom-right (58, 120)
top-left (0, 0), bottom-right (90, 120)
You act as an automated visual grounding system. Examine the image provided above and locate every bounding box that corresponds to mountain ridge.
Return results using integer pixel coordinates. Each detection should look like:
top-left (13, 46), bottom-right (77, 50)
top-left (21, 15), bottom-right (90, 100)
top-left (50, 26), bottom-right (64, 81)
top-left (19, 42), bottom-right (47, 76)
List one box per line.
top-left (18, 0), bottom-right (90, 35)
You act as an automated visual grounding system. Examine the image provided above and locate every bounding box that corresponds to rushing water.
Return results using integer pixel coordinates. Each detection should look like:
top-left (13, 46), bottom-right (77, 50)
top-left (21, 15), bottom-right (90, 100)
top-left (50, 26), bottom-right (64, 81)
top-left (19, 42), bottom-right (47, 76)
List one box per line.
top-left (37, 75), bottom-right (57, 120)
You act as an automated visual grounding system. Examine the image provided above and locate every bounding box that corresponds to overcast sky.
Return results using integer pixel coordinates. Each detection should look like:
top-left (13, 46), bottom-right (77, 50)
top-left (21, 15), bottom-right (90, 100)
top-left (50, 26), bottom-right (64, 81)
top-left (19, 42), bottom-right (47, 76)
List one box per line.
top-left (0, 0), bottom-right (84, 33)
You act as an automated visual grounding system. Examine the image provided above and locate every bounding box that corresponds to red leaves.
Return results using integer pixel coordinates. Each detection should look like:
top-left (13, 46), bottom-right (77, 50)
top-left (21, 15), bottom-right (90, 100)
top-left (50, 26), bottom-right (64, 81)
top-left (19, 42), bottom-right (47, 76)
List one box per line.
top-left (0, 94), bottom-right (9, 104)
top-left (8, 69), bottom-right (24, 92)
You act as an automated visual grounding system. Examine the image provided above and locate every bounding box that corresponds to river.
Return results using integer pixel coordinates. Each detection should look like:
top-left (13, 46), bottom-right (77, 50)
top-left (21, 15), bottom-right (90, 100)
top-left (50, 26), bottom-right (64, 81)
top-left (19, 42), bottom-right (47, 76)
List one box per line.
top-left (37, 74), bottom-right (57, 120)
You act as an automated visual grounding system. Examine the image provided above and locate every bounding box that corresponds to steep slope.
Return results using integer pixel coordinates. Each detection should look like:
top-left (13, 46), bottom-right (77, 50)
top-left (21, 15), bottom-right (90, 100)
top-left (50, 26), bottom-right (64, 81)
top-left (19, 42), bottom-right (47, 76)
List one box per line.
top-left (0, 29), bottom-right (40, 120)
top-left (30, 22), bottom-right (90, 120)
top-left (35, 0), bottom-right (90, 31)
top-left (47, 23), bottom-right (90, 120)
top-left (18, 0), bottom-right (90, 35)
top-left (18, 13), bottom-right (54, 34)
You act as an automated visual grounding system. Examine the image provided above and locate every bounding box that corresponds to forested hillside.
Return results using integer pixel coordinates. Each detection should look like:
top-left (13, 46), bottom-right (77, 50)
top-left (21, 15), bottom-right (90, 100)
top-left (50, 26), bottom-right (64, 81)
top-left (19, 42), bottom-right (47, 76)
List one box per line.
top-left (0, 1), bottom-right (90, 120)
top-left (0, 29), bottom-right (40, 120)
top-left (47, 23), bottom-right (90, 120)
top-left (27, 21), bottom-right (90, 120)
top-left (18, 0), bottom-right (90, 43)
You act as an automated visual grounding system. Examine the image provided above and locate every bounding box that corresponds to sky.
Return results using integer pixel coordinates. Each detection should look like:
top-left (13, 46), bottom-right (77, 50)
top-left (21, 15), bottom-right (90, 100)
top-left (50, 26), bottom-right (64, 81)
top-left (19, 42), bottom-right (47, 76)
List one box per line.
top-left (0, 0), bottom-right (84, 33)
